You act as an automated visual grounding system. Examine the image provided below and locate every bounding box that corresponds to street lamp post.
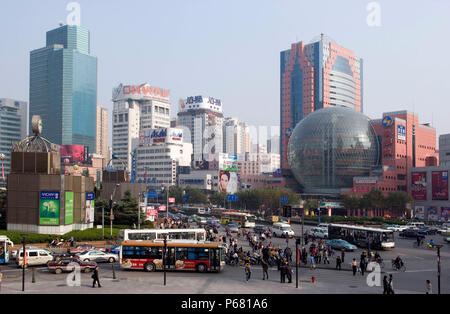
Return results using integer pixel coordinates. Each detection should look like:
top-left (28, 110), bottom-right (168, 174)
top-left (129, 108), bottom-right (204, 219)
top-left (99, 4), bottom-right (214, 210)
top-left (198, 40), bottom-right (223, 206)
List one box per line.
top-left (21, 233), bottom-right (28, 292)
top-left (437, 244), bottom-right (443, 294)
top-left (110, 183), bottom-right (120, 236)
top-left (163, 234), bottom-right (167, 286)
top-left (102, 205), bottom-right (104, 239)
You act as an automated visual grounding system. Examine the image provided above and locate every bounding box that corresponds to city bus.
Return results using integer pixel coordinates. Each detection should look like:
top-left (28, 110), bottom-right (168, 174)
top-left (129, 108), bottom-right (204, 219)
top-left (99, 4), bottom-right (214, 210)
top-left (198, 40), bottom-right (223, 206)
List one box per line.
top-left (328, 224), bottom-right (395, 250)
top-left (0, 235), bottom-right (14, 264)
top-left (120, 229), bottom-right (207, 242)
top-left (220, 212), bottom-right (256, 228)
top-left (120, 241), bottom-right (225, 272)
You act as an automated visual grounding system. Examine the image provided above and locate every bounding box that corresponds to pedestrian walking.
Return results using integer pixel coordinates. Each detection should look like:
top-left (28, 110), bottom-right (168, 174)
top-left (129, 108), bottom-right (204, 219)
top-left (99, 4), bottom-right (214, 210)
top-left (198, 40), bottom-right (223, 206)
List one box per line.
top-left (336, 255), bottom-right (342, 270)
top-left (285, 259), bottom-right (292, 283)
top-left (309, 255), bottom-right (316, 270)
top-left (92, 266), bottom-right (101, 288)
top-left (280, 259), bottom-right (286, 283)
top-left (388, 274), bottom-right (394, 294)
top-left (245, 263), bottom-right (251, 282)
top-left (341, 248), bottom-right (345, 263)
top-left (425, 280), bottom-right (432, 294)
top-left (382, 275), bottom-right (389, 294)
top-left (360, 257), bottom-right (366, 276)
top-left (352, 258), bottom-right (358, 276)
top-left (261, 259), bottom-right (269, 280)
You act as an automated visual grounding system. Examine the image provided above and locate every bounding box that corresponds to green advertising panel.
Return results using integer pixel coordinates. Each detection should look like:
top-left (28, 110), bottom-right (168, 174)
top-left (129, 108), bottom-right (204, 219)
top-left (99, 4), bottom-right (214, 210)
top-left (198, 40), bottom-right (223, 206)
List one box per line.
top-left (39, 191), bottom-right (60, 225)
top-left (65, 191), bottom-right (74, 225)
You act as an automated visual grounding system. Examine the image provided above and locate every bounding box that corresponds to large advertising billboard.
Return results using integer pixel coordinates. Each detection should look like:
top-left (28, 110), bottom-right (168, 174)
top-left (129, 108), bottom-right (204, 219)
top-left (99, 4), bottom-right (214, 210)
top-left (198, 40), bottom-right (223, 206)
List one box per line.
top-left (427, 206), bottom-right (439, 221)
top-left (60, 145), bottom-right (89, 163)
top-left (411, 172), bottom-right (427, 200)
top-left (139, 128), bottom-right (183, 146)
top-left (414, 206), bottom-right (425, 220)
top-left (219, 153), bottom-right (237, 172)
top-left (441, 207), bottom-right (450, 222)
top-left (39, 191), bottom-right (60, 225)
top-left (85, 192), bottom-right (95, 223)
top-left (112, 83), bottom-right (170, 103)
top-left (219, 170), bottom-right (238, 194)
top-left (65, 191), bottom-right (74, 225)
top-left (432, 171), bottom-right (448, 200)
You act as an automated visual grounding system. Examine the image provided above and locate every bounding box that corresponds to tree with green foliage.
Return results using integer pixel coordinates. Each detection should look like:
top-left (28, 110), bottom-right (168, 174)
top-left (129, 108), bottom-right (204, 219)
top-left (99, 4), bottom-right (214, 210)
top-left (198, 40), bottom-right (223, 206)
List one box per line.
top-left (385, 191), bottom-right (413, 217)
top-left (210, 191), bottom-right (228, 207)
top-left (360, 189), bottom-right (385, 216)
top-left (342, 195), bottom-right (361, 216)
top-left (110, 190), bottom-right (145, 226)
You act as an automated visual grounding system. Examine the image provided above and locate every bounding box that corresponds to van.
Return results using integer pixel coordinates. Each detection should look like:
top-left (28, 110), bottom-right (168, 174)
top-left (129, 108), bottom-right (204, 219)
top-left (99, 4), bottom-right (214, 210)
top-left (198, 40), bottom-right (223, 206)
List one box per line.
top-left (406, 222), bottom-right (425, 230)
top-left (272, 222), bottom-right (295, 238)
top-left (16, 248), bottom-right (54, 267)
top-left (310, 227), bottom-right (328, 239)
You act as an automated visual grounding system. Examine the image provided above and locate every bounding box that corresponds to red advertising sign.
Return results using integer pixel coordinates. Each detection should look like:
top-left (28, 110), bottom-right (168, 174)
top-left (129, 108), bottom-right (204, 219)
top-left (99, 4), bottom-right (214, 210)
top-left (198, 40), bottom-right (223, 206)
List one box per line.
top-left (60, 145), bottom-right (88, 162)
top-left (432, 171), bottom-right (448, 200)
top-left (158, 205), bottom-right (166, 212)
top-left (168, 198), bottom-right (175, 203)
top-left (411, 172), bottom-right (427, 200)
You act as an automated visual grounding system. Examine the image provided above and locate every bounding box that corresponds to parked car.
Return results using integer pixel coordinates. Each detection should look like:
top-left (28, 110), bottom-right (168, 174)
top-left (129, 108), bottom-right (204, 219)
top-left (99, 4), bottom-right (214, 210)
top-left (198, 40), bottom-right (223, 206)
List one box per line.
top-left (310, 227), bottom-right (328, 239)
top-left (326, 239), bottom-right (357, 251)
top-left (16, 248), bottom-right (54, 267)
top-left (69, 244), bottom-right (105, 254)
top-left (317, 223), bottom-right (329, 228)
top-left (445, 237), bottom-right (450, 243)
top-left (76, 250), bottom-right (118, 263)
top-left (47, 258), bottom-right (97, 274)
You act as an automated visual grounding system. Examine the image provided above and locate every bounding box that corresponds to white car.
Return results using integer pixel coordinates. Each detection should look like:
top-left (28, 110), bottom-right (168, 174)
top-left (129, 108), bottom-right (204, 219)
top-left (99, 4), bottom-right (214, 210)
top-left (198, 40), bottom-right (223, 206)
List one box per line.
top-left (76, 250), bottom-right (118, 263)
top-left (310, 227), bottom-right (328, 239)
top-left (272, 223), bottom-right (295, 238)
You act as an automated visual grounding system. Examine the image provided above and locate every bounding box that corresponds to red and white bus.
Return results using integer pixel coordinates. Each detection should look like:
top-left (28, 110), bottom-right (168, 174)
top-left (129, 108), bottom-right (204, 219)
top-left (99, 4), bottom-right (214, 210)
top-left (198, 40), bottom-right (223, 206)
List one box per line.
top-left (120, 241), bottom-right (225, 273)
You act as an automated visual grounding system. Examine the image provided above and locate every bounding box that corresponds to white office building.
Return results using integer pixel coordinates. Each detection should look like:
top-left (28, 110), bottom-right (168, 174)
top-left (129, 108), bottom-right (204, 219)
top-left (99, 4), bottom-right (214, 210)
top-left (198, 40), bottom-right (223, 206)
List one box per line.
top-left (223, 117), bottom-right (250, 156)
top-left (135, 128), bottom-right (192, 191)
top-left (111, 83), bottom-right (171, 171)
top-left (177, 96), bottom-right (223, 165)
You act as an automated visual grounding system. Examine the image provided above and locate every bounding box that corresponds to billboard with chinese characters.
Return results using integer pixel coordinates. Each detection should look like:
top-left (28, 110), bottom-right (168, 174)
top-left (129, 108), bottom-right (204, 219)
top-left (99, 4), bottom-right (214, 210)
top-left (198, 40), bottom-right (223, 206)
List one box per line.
top-left (39, 191), bottom-right (60, 225)
top-left (397, 125), bottom-right (406, 141)
top-left (411, 172), bottom-right (427, 200)
top-left (432, 171), bottom-right (448, 200)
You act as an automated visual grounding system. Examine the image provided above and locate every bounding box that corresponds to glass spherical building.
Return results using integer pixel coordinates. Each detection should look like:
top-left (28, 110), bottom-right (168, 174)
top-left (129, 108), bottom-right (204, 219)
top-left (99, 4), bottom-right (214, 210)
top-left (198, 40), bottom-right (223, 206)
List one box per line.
top-left (287, 107), bottom-right (380, 194)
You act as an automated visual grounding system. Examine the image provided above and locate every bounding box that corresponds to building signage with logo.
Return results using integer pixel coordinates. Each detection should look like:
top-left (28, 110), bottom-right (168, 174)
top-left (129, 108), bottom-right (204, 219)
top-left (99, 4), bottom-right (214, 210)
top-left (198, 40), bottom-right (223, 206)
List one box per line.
top-left (140, 128), bottom-right (184, 146)
top-left (382, 116), bottom-right (393, 127)
top-left (432, 171), bottom-right (448, 200)
top-left (411, 172), bottom-right (427, 200)
top-left (39, 191), bottom-right (60, 225)
top-left (112, 83), bottom-right (170, 102)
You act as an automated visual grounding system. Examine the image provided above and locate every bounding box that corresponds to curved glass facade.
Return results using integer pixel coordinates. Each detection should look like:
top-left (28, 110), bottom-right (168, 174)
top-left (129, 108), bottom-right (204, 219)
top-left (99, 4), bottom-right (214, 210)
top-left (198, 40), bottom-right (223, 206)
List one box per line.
top-left (288, 107), bottom-right (379, 194)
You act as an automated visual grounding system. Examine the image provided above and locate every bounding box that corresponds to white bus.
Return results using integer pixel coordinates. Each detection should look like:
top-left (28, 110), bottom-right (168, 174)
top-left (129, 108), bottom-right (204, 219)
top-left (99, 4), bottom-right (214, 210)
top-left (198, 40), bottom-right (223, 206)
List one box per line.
top-left (120, 228), bottom-right (207, 243)
top-left (328, 224), bottom-right (395, 250)
top-left (0, 235), bottom-right (13, 264)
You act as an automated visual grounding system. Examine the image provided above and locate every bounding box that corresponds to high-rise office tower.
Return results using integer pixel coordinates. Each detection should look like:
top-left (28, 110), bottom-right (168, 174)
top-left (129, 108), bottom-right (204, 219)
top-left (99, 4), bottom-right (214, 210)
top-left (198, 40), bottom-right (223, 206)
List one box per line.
top-left (111, 83), bottom-right (171, 171)
top-left (280, 34), bottom-right (363, 168)
top-left (96, 105), bottom-right (108, 159)
top-left (178, 96), bottom-right (223, 165)
top-left (29, 25), bottom-right (97, 152)
top-left (223, 117), bottom-right (250, 156)
top-left (0, 98), bottom-right (28, 187)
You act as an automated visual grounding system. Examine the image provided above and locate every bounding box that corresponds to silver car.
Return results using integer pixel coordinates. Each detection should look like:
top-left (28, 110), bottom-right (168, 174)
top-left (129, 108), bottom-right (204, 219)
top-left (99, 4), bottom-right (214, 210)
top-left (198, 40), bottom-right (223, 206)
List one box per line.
top-left (76, 250), bottom-right (118, 263)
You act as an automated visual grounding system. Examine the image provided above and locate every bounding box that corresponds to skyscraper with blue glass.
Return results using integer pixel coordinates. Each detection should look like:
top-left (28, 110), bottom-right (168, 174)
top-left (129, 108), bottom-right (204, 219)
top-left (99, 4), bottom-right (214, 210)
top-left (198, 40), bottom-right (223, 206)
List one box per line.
top-left (29, 25), bottom-right (97, 152)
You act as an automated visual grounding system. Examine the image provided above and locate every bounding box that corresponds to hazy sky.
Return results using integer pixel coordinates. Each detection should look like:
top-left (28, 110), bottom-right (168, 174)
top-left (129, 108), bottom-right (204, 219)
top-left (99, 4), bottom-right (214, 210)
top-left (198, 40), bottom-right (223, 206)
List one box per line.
top-left (1, 0), bottom-right (449, 146)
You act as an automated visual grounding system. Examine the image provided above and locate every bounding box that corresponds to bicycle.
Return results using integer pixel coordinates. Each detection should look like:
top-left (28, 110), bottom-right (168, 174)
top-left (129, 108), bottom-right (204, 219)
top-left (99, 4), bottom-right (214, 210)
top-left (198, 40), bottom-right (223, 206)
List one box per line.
top-left (391, 259), bottom-right (406, 272)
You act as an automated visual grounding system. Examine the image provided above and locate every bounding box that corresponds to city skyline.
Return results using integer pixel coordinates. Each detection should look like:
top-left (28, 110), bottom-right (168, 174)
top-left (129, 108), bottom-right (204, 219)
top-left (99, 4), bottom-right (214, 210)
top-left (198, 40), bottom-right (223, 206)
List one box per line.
top-left (1, 0), bottom-right (450, 147)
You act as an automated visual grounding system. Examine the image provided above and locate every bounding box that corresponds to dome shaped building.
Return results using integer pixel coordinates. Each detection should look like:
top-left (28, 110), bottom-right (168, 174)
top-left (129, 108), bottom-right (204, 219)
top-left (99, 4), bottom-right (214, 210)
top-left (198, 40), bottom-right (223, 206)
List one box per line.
top-left (287, 107), bottom-right (380, 194)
